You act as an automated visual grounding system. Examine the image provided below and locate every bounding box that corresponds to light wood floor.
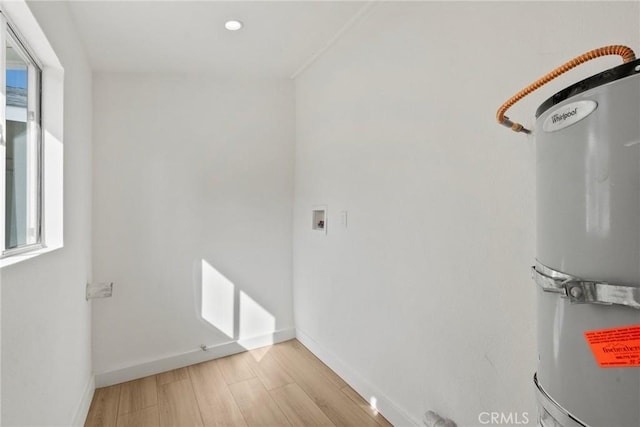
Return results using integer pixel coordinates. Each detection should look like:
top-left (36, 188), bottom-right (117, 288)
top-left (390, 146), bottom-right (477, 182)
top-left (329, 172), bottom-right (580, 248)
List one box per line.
top-left (85, 339), bottom-right (392, 427)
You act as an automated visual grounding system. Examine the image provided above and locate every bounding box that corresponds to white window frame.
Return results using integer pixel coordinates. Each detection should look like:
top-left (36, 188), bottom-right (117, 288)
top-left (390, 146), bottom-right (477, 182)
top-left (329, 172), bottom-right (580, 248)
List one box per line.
top-left (2, 19), bottom-right (43, 257)
top-left (0, 1), bottom-right (63, 268)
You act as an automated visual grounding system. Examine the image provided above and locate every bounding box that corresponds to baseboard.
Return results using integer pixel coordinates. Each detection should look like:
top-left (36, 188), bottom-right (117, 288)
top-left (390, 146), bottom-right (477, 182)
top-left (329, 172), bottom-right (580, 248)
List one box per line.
top-left (72, 374), bottom-right (95, 426)
top-left (95, 328), bottom-right (296, 387)
top-left (296, 328), bottom-right (419, 427)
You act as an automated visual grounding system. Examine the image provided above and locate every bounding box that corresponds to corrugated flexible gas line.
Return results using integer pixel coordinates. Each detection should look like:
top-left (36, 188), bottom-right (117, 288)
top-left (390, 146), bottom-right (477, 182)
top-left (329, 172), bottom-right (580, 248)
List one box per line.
top-left (496, 45), bottom-right (636, 134)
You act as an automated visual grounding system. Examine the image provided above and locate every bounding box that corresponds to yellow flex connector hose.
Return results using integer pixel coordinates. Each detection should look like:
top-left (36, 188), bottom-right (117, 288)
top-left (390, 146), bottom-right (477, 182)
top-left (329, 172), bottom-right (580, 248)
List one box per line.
top-left (497, 45), bottom-right (636, 134)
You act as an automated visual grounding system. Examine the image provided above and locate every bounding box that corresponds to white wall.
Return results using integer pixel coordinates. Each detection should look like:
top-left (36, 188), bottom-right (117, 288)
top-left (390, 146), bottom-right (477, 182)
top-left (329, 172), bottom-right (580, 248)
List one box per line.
top-left (293, 2), bottom-right (640, 426)
top-left (1, 1), bottom-right (93, 425)
top-left (92, 74), bottom-right (295, 382)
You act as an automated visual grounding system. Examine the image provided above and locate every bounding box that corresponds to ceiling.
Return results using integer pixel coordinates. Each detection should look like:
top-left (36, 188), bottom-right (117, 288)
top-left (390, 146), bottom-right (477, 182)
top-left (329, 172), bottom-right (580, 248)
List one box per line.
top-left (66, 1), bottom-right (368, 77)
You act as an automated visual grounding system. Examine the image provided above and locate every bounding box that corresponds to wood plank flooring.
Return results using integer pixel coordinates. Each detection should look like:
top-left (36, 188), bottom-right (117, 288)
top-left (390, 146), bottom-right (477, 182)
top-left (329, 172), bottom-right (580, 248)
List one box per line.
top-left (85, 339), bottom-right (392, 427)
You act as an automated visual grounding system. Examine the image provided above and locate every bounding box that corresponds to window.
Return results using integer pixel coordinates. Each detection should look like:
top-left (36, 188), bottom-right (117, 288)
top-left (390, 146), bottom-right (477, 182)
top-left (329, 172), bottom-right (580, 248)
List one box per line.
top-left (3, 23), bottom-right (41, 255)
top-left (0, 2), bottom-right (62, 268)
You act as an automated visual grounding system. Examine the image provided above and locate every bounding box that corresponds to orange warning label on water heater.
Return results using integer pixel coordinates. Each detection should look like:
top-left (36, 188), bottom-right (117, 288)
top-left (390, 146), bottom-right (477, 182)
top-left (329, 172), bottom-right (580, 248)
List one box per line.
top-left (584, 325), bottom-right (640, 368)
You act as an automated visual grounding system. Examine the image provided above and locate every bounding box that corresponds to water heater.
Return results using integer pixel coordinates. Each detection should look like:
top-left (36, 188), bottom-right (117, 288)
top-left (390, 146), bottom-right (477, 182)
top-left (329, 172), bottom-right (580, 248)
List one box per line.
top-left (498, 48), bottom-right (640, 427)
top-left (533, 58), bottom-right (640, 426)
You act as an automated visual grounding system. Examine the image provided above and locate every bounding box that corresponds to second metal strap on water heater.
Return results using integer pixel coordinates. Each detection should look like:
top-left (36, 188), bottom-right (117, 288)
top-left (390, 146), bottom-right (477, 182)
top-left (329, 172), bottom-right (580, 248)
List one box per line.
top-left (532, 262), bottom-right (640, 309)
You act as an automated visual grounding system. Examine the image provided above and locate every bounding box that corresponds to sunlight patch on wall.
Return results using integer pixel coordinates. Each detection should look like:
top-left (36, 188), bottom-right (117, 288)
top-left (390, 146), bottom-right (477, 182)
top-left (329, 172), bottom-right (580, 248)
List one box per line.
top-left (201, 259), bottom-right (234, 338)
top-left (239, 290), bottom-right (275, 340)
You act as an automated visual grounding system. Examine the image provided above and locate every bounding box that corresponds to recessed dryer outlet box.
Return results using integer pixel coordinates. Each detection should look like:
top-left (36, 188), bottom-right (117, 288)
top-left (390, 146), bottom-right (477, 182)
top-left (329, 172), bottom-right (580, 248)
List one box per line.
top-left (312, 206), bottom-right (327, 234)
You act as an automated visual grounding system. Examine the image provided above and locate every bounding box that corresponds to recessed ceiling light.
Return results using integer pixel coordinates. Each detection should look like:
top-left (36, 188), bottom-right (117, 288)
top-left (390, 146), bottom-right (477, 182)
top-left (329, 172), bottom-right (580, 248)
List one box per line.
top-left (225, 20), bottom-right (243, 31)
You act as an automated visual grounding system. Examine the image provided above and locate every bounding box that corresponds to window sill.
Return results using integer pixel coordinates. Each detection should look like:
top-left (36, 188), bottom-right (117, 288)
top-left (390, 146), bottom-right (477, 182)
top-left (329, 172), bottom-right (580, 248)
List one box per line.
top-left (0, 242), bottom-right (61, 268)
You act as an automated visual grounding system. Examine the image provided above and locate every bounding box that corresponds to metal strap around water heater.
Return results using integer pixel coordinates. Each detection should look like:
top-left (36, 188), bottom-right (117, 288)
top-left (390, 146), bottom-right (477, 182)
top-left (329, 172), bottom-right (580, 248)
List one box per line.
top-left (532, 262), bottom-right (640, 309)
top-left (534, 373), bottom-right (587, 427)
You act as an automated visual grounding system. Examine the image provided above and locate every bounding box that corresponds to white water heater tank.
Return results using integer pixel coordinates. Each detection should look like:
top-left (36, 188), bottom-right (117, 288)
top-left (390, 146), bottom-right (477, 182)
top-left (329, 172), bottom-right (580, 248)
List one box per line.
top-left (534, 60), bottom-right (640, 426)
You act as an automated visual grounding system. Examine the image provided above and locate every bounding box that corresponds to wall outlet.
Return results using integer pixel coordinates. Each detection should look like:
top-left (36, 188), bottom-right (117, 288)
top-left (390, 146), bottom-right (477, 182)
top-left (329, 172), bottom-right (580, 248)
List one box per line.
top-left (340, 211), bottom-right (348, 228)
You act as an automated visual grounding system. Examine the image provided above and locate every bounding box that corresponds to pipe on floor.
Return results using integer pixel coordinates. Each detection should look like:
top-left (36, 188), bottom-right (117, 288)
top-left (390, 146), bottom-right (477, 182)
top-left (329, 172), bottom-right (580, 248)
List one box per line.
top-left (423, 410), bottom-right (457, 427)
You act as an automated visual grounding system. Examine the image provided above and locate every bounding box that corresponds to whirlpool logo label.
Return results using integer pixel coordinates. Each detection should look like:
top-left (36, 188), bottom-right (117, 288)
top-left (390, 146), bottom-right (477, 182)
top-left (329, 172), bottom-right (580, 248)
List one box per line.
top-left (551, 108), bottom-right (578, 123)
top-left (543, 100), bottom-right (598, 132)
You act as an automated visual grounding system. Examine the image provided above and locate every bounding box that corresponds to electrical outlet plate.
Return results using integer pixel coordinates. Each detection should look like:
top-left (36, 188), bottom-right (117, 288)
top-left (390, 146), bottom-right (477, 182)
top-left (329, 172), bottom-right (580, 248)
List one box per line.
top-left (86, 282), bottom-right (113, 300)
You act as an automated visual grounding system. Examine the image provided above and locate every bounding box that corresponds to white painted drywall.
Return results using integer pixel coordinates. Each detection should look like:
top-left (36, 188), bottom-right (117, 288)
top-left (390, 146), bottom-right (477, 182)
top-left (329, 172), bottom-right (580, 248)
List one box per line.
top-left (1, 1), bottom-right (94, 425)
top-left (293, 2), bottom-right (640, 425)
top-left (92, 74), bottom-right (295, 380)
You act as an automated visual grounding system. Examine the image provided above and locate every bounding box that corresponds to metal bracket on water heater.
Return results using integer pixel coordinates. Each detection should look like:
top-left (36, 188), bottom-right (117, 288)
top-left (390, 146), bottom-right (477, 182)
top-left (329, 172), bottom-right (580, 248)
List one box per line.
top-left (532, 262), bottom-right (640, 309)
